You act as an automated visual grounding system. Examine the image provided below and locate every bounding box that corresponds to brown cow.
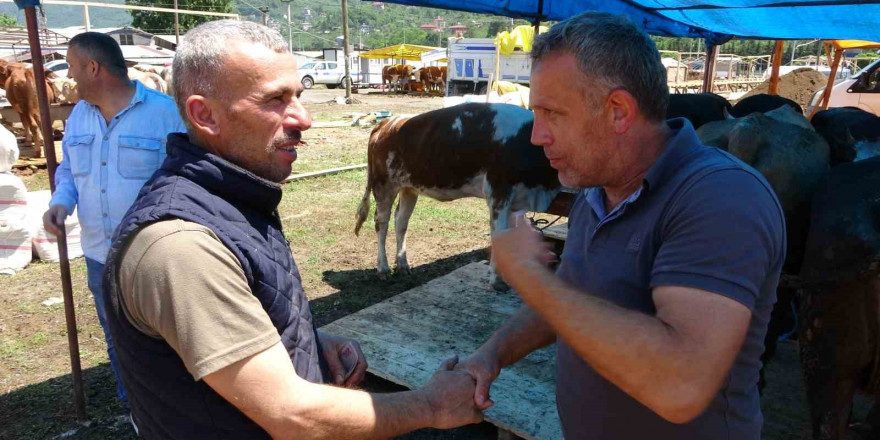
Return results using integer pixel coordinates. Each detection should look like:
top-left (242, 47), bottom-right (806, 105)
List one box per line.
top-left (416, 66), bottom-right (444, 96)
top-left (2, 62), bottom-right (55, 158)
top-left (354, 103), bottom-right (560, 289)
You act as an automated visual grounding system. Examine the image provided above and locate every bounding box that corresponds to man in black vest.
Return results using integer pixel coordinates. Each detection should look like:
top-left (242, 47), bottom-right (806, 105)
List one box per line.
top-left (102, 20), bottom-right (483, 439)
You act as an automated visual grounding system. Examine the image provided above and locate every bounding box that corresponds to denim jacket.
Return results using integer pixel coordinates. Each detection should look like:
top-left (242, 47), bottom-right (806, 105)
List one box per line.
top-left (50, 81), bottom-right (186, 263)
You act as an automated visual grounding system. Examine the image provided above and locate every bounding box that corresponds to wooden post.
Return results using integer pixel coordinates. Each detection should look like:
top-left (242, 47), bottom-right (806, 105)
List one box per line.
top-left (25, 5), bottom-right (87, 422)
top-left (768, 40), bottom-right (784, 95)
top-left (809, 47), bottom-right (843, 119)
top-left (701, 43), bottom-right (719, 93)
top-left (342, 0), bottom-right (352, 100)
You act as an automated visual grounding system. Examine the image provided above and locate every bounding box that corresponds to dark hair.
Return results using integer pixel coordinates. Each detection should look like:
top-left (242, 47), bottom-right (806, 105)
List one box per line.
top-left (69, 32), bottom-right (129, 80)
top-left (532, 12), bottom-right (669, 121)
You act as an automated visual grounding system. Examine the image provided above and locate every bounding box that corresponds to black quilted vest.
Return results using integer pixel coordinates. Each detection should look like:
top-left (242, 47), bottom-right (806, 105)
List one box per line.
top-left (103, 133), bottom-right (323, 439)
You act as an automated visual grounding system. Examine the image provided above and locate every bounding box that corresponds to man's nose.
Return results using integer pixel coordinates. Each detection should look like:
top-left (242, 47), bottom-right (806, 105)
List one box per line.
top-left (285, 100), bottom-right (312, 132)
top-left (531, 118), bottom-right (552, 147)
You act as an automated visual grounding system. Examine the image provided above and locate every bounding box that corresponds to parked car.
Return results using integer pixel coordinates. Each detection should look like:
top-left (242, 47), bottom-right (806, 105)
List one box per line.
top-left (44, 60), bottom-right (69, 79)
top-left (297, 60), bottom-right (360, 89)
top-left (808, 58), bottom-right (880, 116)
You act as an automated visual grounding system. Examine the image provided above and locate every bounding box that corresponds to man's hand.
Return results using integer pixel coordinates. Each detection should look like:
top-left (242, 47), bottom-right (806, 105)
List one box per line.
top-left (42, 205), bottom-right (68, 236)
top-left (491, 215), bottom-right (556, 290)
top-left (318, 331), bottom-right (368, 387)
top-left (419, 355), bottom-right (485, 429)
top-left (455, 349), bottom-right (500, 410)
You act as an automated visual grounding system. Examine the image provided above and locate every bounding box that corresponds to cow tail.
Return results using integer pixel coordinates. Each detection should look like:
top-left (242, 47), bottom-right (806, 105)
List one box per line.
top-left (354, 163), bottom-right (372, 236)
top-left (355, 126), bottom-right (381, 236)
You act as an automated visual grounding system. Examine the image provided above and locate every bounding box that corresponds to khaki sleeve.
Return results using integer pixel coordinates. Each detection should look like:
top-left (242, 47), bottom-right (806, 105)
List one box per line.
top-left (118, 219), bottom-right (281, 380)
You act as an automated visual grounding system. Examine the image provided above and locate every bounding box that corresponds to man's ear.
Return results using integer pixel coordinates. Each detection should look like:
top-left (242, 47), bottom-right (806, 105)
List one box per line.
top-left (606, 89), bottom-right (639, 135)
top-left (87, 60), bottom-right (100, 79)
top-left (186, 95), bottom-right (221, 139)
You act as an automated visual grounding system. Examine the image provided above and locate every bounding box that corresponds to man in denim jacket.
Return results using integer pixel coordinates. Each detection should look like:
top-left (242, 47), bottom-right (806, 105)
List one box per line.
top-left (42, 32), bottom-right (185, 409)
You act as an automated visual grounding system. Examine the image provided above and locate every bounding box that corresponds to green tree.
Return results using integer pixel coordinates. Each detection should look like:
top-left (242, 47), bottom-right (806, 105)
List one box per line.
top-left (0, 13), bottom-right (18, 27)
top-left (125, 0), bottom-right (234, 35)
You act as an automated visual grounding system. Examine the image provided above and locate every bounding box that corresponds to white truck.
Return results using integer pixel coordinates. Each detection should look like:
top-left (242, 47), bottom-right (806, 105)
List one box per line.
top-left (445, 37), bottom-right (532, 96)
top-left (807, 57), bottom-right (880, 116)
top-left (297, 48), bottom-right (388, 89)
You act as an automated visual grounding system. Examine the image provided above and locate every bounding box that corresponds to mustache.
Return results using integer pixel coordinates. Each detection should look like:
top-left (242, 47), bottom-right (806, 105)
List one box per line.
top-left (269, 131), bottom-right (306, 150)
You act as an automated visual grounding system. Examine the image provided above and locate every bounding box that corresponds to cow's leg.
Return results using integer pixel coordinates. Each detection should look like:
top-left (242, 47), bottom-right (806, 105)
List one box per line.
top-left (27, 113), bottom-right (43, 158)
top-left (16, 111), bottom-right (32, 143)
top-left (760, 285), bottom-right (798, 393)
top-left (488, 198), bottom-right (513, 292)
top-left (394, 188), bottom-right (419, 274)
top-left (800, 289), bottom-right (857, 440)
top-left (373, 183), bottom-right (397, 279)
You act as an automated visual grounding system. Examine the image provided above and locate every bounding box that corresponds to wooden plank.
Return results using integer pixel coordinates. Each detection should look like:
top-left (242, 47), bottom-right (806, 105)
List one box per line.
top-left (701, 44), bottom-right (719, 93)
top-left (311, 120), bottom-right (355, 128)
top-left (0, 103), bottom-right (74, 124)
top-left (541, 223), bottom-right (568, 242)
top-left (768, 40), bottom-right (785, 96)
top-left (282, 164), bottom-right (366, 183)
top-left (321, 262), bottom-right (562, 440)
top-left (809, 48), bottom-right (843, 119)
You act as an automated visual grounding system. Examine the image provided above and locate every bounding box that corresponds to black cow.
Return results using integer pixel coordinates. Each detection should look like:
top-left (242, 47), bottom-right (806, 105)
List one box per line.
top-left (811, 107), bottom-right (880, 167)
top-left (731, 93), bottom-right (803, 117)
top-left (696, 109), bottom-right (830, 393)
top-left (798, 156), bottom-right (880, 440)
top-left (665, 92), bottom-right (732, 129)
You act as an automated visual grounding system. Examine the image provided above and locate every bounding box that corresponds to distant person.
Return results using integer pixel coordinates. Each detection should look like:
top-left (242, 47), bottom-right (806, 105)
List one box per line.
top-left (42, 32), bottom-right (185, 410)
top-left (458, 12), bottom-right (785, 439)
top-left (101, 20), bottom-right (483, 438)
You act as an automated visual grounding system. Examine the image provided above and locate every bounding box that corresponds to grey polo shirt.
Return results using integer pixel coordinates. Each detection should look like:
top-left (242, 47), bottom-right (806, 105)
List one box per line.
top-left (555, 118), bottom-right (785, 440)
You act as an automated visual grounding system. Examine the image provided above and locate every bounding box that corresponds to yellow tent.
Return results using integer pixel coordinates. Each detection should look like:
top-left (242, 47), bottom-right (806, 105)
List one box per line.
top-left (493, 25), bottom-right (549, 55)
top-left (358, 44), bottom-right (440, 61)
top-left (830, 40), bottom-right (880, 49)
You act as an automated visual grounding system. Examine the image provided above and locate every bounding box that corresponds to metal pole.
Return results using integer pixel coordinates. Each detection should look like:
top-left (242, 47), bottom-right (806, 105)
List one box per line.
top-left (533, 0), bottom-right (543, 34)
top-left (287, 2), bottom-right (292, 51)
top-left (259, 6), bottom-right (269, 26)
top-left (82, 4), bottom-right (90, 31)
top-left (25, 5), bottom-right (87, 422)
top-left (341, 0), bottom-right (351, 100)
top-left (790, 39), bottom-right (797, 64)
top-left (173, 0), bottom-right (179, 45)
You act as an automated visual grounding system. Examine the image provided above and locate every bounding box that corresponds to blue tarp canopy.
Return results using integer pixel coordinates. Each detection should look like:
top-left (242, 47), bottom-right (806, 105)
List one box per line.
top-left (370, 1), bottom-right (880, 45)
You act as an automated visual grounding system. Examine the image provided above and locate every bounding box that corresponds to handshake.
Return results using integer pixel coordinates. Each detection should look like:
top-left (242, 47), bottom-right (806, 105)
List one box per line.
top-left (414, 350), bottom-right (500, 429)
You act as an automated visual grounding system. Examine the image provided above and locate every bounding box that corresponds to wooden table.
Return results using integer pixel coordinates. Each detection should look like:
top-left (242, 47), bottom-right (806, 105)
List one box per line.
top-left (321, 261), bottom-right (562, 440)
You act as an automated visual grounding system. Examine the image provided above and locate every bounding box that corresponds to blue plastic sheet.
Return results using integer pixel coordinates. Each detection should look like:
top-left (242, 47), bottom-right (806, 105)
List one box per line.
top-left (13, 0), bottom-right (40, 8)
top-left (371, 0), bottom-right (880, 44)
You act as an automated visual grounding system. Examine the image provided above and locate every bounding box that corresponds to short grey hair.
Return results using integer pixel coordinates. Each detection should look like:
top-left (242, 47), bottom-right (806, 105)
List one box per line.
top-left (532, 12), bottom-right (669, 121)
top-left (172, 20), bottom-right (288, 132)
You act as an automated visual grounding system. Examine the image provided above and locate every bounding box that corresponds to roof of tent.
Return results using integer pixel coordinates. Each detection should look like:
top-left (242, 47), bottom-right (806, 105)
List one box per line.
top-left (832, 39), bottom-right (880, 50)
top-left (371, 1), bottom-right (880, 45)
top-left (359, 43), bottom-right (439, 61)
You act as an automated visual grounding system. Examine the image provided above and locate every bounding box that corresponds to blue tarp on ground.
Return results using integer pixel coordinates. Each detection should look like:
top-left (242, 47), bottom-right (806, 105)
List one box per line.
top-left (370, 0), bottom-right (880, 45)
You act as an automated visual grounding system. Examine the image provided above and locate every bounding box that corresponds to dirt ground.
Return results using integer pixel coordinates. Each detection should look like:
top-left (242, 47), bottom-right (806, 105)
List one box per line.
top-left (741, 68), bottom-right (830, 109)
top-left (0, 87), bottom-right (873, 439)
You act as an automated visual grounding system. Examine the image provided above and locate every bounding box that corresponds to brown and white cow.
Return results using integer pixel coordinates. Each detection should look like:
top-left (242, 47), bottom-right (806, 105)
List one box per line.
top-left (416, 66), bottom-right (445, 96)
top-left (354, 103), bottom-right (560, 289)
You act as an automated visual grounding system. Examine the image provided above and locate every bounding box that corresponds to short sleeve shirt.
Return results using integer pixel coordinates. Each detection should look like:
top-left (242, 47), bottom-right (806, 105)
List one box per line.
top-left (118, 219), bottom-right (280, 381)
top-left (554, 118), bottom-right (786, 440)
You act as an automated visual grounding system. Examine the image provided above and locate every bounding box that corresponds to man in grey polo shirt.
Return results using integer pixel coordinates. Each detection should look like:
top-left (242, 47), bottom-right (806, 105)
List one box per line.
top-left (457, 12), bottom-right (785, 439)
